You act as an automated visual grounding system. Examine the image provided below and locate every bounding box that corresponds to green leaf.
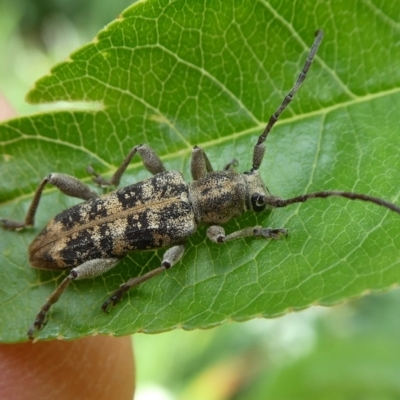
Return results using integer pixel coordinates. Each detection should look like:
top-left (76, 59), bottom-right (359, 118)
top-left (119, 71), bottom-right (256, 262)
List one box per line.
top-left (1, 0), bottom-right (400, 343)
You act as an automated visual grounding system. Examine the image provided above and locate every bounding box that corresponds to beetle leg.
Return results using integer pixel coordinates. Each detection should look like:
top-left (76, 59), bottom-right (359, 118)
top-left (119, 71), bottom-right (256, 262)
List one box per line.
top-left (190, 146), bottom-right (214, 180)
top-left (102, 244), bottom-right (185, 312)
top-left (87, 144), bottom-right (166, 187)
top-left (0, 173), bottom-right (98, 230)
top-left (223, 158), bottom-right (239, 171)
top-left (191, 146), bottom-right (238, 180)
top-left (28, 258), bottom-right (119, 339)
top-left (206, 225), bottom-right (288, 243)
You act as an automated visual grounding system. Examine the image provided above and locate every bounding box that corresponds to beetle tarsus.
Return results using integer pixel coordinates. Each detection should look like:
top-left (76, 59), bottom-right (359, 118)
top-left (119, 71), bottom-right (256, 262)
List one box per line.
top-left (0, 218), bottom-right (26, 231)
top-left (258, 228), bottom-right (288, 239)
top-left (87, 165), bottom-right (113, 187)
top-left (102, 285), bottom-right (129, 313)
top-left (27, 310), bottom-right (47, 340)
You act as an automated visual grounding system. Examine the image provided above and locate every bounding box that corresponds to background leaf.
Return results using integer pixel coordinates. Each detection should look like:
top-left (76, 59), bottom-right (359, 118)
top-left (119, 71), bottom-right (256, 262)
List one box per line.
top-left (1, 0), bottom-right (400, 343)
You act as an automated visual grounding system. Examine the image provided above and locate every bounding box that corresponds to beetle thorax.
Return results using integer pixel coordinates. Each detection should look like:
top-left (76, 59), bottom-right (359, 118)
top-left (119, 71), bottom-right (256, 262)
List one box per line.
top-left (188, 170), bottom-right (270, 224)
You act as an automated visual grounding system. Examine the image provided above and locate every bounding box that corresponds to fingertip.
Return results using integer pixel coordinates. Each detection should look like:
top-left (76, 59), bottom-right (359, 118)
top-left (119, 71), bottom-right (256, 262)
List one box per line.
top-left (0, 336), bottom-right (135, 400)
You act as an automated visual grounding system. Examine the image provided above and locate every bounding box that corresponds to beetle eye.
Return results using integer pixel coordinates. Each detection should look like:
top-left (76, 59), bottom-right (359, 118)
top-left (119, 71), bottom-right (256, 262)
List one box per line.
top-left (251, 193), bottom-right (267, 212)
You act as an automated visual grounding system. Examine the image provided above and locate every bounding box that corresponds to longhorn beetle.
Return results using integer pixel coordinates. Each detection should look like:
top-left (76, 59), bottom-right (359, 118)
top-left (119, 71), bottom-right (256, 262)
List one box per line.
top-left (2, 30), bottom-right (400, 340)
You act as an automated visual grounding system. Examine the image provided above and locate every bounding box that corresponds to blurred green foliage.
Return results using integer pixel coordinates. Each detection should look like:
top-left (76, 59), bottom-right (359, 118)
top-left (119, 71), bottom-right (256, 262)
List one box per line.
top-left (134, 290), bottom-right (400, 400)
top-left (0, 0), bottom-right (133, 114)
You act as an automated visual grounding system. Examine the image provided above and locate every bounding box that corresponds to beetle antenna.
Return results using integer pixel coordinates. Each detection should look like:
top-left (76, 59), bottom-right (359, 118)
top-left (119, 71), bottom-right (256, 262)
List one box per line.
top-left (264, 191), bottom-right (400, 215)
top-left (252, 30), bottom-right (324, 170)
